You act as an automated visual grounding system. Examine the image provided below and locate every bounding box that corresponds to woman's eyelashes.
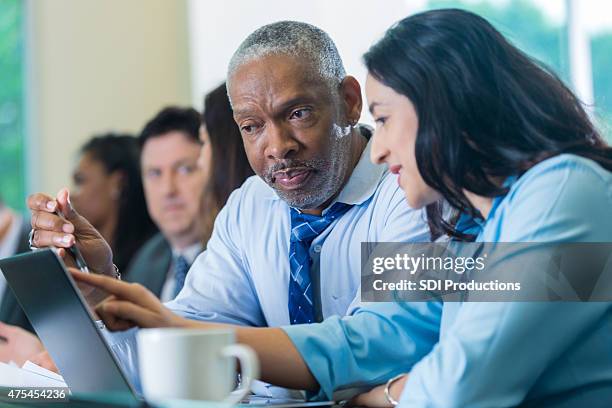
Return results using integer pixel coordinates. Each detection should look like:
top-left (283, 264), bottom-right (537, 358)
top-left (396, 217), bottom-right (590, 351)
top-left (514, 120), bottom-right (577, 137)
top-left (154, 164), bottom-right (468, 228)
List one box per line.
top-left (374, 116), bottom-right (388, 126)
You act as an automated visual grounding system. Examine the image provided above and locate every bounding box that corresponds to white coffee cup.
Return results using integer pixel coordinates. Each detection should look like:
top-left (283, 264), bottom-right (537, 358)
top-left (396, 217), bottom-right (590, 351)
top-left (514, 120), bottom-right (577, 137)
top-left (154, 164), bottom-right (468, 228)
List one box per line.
top-left (137, 328), bottom-right (259, 403)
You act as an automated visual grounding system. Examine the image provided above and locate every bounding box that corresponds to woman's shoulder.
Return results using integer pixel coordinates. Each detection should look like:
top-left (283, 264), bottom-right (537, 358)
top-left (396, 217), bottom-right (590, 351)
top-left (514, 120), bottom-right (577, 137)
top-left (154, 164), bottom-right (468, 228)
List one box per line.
top-left (484, 154), bottom-right (612, 242)
top-left (519, 153), bottom-right (611, 187)
top-left (506, 154), bottom-right (612, 205)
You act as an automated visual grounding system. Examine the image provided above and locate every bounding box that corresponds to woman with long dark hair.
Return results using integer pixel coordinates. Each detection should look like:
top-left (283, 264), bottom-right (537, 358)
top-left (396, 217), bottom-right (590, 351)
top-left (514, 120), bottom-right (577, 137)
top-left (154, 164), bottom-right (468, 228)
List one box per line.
top-left (199, 82), bottom-right (255, 246)
top-left (345, 8), bottom-right (612, 406)
top-left (67, 9), bottom-right (612, 406)
top-left (73, 134), bottom-right (158, 272)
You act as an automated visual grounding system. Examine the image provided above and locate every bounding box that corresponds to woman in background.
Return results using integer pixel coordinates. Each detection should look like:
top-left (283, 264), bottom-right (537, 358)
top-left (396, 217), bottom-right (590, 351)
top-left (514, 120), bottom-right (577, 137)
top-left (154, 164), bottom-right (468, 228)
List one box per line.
top-left (198, 82), bottom-right (255, 246)
top-left (72, 133), bottom-right (157, 273)
top-left (0, 134), bottom-right (157, 364)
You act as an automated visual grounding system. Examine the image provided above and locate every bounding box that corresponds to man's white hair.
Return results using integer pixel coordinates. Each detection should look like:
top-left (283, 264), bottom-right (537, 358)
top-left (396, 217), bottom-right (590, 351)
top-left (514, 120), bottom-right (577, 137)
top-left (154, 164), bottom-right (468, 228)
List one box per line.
top-left (227, 21), bottom-right (346, 101)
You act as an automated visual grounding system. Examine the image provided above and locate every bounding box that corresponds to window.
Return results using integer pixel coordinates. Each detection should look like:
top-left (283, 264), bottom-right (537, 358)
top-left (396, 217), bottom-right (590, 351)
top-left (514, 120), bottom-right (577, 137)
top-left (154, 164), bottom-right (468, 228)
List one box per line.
top-left (586, 3), bottom-right (612, 141)
top-left (424, 0), bottom-right (612, 141)
top-left (0, 0), bottom-right (25, 209)
top-left (428, 0), bottom-right (568, 78)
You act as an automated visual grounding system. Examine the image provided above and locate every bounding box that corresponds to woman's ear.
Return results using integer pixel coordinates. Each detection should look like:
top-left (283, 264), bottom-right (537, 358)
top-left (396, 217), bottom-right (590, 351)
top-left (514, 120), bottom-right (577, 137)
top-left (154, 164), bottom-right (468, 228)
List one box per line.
top-left (109, 171), bottom-right (126, 201)
top-left (339, 76), bottom-right (363, 125)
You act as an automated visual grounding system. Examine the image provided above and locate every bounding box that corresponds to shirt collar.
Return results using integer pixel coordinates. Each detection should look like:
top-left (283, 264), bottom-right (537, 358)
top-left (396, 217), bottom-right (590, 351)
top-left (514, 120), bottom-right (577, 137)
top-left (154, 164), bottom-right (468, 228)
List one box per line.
top-left (483, 175), bottom-right (518, 225)
top-left (264, 135), bottom-right (386, 208)
top-left (172, 242), bottom-right (203, 265)
top-left (461, 175), bottom-right (518, 237)
top-left (330, 138), bottom-right (385, 206)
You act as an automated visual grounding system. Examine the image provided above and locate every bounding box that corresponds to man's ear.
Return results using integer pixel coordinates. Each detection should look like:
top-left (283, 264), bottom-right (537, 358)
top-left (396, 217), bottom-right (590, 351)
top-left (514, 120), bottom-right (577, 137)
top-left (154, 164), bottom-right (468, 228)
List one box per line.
top-left (339, 76), bottom-right (363, 125)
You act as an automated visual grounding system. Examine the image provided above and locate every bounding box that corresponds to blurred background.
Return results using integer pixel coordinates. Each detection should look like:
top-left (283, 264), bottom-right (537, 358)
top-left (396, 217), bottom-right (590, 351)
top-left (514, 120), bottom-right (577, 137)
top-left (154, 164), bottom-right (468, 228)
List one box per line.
top-left (1, 0), bottom-right (611, 211)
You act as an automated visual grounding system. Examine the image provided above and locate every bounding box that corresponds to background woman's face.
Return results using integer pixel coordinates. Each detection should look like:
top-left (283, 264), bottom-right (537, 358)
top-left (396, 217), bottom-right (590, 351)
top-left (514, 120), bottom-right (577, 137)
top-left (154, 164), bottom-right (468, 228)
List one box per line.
top-left (198, 125), bottom-right (213, 186)
top-left (71, 152), bottom-right (122, 229)
top-left (366, 74), bottom-right (441, 208)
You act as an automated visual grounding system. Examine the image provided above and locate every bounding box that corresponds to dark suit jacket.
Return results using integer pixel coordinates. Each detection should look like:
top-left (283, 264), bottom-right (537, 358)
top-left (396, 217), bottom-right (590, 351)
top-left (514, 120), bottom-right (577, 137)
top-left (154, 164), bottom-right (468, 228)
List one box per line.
top-left (124, 233), bottom-right (172, 298)
top-left (0, 219), bottom-right (35, 332)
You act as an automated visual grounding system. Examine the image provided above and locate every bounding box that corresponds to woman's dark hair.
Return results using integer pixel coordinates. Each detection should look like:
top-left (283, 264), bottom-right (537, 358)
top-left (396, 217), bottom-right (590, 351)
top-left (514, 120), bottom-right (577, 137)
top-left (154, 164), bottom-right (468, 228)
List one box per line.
top-left (81, 134), bottom-right (158, 271)
top-left (200, 82), bottom-right (255, 245)
top-left (364, 8), bottom-right (612, 240)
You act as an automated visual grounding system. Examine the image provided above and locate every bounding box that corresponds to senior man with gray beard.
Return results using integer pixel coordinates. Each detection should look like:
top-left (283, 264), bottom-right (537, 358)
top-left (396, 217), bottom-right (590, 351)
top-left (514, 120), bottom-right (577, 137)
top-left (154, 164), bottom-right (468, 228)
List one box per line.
top-left (27, 21), bottom-right (431, 395)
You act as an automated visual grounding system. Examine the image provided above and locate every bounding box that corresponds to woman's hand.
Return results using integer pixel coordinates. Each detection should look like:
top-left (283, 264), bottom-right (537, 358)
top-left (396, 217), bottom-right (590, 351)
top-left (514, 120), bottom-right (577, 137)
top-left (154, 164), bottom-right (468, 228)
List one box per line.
top-left (70, 271), bottom-right (188, 331)
top-left (27, 188), bottom-right (115, 277)
top-left (350, 374), bottom-right (408, 408)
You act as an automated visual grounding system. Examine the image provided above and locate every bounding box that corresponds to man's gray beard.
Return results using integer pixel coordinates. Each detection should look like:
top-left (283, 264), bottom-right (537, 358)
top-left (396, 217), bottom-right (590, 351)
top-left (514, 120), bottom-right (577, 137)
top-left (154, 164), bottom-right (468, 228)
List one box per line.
top-left (274, 174), bottom-right (341, 209)
top-left (264, 134), bottom-right (354, 210)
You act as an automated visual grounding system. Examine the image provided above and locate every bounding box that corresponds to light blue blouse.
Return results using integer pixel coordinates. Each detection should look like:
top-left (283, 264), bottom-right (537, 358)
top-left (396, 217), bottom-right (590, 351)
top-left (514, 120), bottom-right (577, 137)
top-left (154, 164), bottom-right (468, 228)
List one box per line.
top-left (283, 154), bottom-right (612, 407)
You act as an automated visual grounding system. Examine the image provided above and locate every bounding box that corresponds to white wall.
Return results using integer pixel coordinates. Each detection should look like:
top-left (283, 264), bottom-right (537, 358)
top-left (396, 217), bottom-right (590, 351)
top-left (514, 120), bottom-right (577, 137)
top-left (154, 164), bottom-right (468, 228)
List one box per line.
top-left (26, 0), bottom-right (192, 194)
top-left (187, 0), bottom-right (424, 120)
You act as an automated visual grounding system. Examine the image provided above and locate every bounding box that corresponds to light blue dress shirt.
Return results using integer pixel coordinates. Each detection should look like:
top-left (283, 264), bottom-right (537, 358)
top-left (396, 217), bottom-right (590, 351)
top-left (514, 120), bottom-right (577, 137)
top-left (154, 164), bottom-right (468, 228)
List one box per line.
top-left (104, 140), bottom-right (431, 390)
top-left (283, 154), bottom-right (612, 407)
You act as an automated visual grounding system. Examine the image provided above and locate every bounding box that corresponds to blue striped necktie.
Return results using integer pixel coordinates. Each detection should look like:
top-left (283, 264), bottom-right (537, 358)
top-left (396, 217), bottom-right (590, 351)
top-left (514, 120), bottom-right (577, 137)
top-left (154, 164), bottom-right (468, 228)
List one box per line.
top-left (288, 202), bottom-right (353, 324)
top-left (172, 255), bottom-right (190, 299)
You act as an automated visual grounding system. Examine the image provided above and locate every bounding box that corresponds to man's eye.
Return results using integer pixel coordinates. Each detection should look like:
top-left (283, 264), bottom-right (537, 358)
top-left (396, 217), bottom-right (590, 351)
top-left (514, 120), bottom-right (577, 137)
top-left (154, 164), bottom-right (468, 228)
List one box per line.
top-left (177, 164), bottom-right (196, 175)
top-left (73, 175), bottom-right (84, 185)
top-left (290, 108), bottom-right (312, 120)
top-left (145, 169), bottom-right (161, 179)
top-left (241, 124), bottom-right (258, 134)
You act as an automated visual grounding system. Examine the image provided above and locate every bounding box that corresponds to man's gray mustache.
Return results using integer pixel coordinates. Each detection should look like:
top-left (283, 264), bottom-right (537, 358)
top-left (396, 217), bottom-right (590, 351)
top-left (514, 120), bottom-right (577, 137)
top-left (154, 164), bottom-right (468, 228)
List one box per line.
top-left (263, 161), bottom-right (317, 181)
